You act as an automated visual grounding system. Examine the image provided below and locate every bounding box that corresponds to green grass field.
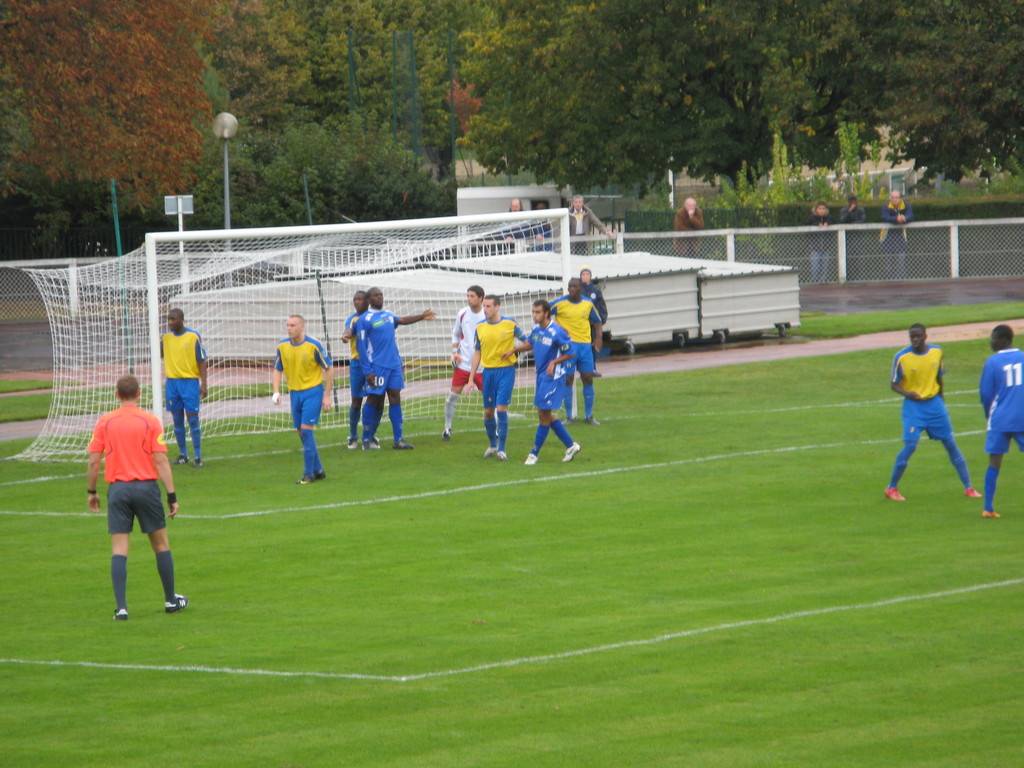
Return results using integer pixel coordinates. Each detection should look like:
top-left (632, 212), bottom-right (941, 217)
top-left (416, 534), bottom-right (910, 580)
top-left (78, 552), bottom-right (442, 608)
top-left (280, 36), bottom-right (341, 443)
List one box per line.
top-left (1, 336), bottom-right (1022, 768)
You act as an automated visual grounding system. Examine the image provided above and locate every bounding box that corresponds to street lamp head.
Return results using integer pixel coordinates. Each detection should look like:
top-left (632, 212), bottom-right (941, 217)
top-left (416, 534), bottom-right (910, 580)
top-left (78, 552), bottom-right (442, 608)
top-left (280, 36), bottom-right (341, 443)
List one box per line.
top-left (212, 112), bottom-right (239, 140)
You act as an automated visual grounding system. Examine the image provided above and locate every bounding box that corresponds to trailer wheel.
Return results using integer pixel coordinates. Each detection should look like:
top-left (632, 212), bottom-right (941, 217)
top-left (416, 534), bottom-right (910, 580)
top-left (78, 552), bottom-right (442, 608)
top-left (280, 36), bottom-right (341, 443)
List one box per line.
top-left (624, 341), bottom-right (636, 356)
top-left (775, 323), bottom-right (788, 338)
top-left (672, 332), bottom-right (688, 348)
top-left (713, 330), bottom-right (727, 344)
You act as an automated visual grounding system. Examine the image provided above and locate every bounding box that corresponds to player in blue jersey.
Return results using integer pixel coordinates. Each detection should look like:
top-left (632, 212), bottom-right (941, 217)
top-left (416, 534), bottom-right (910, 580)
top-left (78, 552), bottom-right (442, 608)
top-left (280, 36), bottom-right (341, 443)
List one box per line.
top-left (340, 291), bottom-right (369, 450)
top-left (550, 277), bottom-right (604, 425)
top-left (978, 324), bottom-right (1024, 518)
top-left (466, 294), bottom-right (528, 460)
top-left (505, 299), bottom-right (582, 464)
top-left (353, 287), bottom-right (435, 450)
top-left (885, 323), bottom-right (980, 501)
top-left (161, 308), bottom-right (208, 467)
top-left (272, 315), bottom-right (334, 484)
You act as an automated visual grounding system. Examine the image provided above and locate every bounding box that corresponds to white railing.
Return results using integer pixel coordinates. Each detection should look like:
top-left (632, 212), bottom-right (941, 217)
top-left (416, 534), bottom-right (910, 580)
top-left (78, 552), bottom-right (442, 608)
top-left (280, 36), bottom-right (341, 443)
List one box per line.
top-left (565, 218), bottom-right (1024, 284)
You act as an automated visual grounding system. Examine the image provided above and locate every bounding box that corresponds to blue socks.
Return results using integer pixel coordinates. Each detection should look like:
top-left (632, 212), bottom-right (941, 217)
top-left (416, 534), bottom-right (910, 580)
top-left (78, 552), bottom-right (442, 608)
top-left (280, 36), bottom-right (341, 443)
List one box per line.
top-left (889, 442), bottom-right (917, 488)
top-left (532, 420), bottom-right (574, 456)
top-left (171, 410), bottom-right (187, 457)
top-left (300, 428), bottom-right (321, 475)
top-left (941, 439), bottom-right (971, 488)
top-left (532, 424), bottom-right (550, 455)
top-left (389, 403), bottom-right (404, 442)
top-left (171, 410), bottom-right (201, 459)
top-left (583, 384), bottom-right (595, 419)
top-left (348, 405), bottom-right (359, 441)
top-left (361, 402), bottom-right (383, 440)
top-left (551, 419), bottom-right (573, 447)
top-left (890, 439), bottom-right (974, 492)
top-left (484, 417), bottom-right (497, 448)
top-left (985, 466), bottom-right (999, 511)
top-left (187, 414), bottom-right (201, 460)
top-left (496, 411), bottom-right (509, 451)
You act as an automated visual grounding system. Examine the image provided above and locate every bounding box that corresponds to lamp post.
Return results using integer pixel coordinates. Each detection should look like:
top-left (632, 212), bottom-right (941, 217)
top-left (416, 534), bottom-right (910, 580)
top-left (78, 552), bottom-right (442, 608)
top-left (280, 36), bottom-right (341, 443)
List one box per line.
top-left (212, 112), bottom-right (239, 229)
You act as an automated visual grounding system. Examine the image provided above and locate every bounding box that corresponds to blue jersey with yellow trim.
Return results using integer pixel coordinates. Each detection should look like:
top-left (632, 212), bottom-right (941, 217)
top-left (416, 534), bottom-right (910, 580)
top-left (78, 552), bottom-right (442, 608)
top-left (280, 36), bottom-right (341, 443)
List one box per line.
top-left (161, 328), bottom-right (206, 379)
top-left (474, 316), bottom-right (527, 368)
top-left (275, 336), bottom-right (331, 391)
top-left (891, 344), bottom-right (943, 400)
top-left (356, 309), bottom-right (403, 370)
top-left (550, 296), bottom-right (601, 343)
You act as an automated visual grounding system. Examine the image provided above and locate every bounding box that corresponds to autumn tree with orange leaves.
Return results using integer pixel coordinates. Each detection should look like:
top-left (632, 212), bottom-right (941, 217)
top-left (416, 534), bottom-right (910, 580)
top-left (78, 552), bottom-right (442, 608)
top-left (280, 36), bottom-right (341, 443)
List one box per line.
top-left (0, 0), bottom-right (213, 210)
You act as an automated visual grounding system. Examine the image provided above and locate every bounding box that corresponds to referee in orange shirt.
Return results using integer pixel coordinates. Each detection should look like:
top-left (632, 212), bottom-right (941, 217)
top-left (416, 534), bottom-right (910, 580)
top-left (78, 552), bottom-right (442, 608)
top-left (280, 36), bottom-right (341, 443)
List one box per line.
top-left (87, 374), bottom-right (188, 620)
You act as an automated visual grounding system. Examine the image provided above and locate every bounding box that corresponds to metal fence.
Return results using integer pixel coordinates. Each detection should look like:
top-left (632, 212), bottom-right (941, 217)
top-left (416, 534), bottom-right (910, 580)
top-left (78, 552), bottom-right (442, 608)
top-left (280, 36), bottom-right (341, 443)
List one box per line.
top-left (565, 218), bottom-right (1024, 285)
top-left (0, 258), bottom-right (108, 323)
top-left (4, 218), bottom-right (1024, 326)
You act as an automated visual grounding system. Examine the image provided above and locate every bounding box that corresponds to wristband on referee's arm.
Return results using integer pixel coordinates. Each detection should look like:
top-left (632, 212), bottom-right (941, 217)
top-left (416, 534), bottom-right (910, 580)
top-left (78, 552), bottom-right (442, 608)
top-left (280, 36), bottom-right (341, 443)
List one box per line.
top-left (87, 489), bottom-right (97, 495)
top-left (167, 492), bottom-right (177, 505)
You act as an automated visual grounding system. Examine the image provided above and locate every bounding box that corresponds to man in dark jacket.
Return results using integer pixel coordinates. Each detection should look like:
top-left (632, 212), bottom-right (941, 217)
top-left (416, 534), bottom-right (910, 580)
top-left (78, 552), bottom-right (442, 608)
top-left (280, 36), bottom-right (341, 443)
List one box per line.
top-left (804, 202), bottom-right (835, 282)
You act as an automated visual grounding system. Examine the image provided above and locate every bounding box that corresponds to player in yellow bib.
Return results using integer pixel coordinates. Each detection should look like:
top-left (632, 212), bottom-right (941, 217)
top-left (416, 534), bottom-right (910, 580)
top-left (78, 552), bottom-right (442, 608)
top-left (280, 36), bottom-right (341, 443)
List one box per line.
top-left (161, 308), bottom-right (208, 467)
top-left (885, 323), bottom-right (980, 501)
top-left (550, 278), bottom-right (603, 424)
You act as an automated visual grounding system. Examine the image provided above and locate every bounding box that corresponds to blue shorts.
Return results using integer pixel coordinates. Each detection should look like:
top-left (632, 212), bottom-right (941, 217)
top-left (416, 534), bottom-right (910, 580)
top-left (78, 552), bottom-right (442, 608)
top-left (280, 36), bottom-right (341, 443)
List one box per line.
top-left (290, 384), bottom-right (324, 429)
top-left (107, 480), bottom-right (165, 534)
top-left (534, 373), bottom-right (564, 411)
top-left (365, 365), bottom-right (404, 396)
top-left (901, 396), bottom-right (953, 442)
top-left (571, 341), bottom-right (595, 374)
top-left (165, 378), bottom-right (201, 413)
top-left (984, 431), bottom-right (1024, 454)
top-left (349, 359), bottom-right (367, 399)
top-left (483, 366), bottom-right (516, 408)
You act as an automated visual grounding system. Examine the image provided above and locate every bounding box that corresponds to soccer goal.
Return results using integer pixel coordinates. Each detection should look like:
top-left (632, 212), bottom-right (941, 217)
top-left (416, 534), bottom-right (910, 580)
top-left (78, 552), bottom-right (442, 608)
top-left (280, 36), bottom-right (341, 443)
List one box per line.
top-left (16, 209), bottom-right (572, 460)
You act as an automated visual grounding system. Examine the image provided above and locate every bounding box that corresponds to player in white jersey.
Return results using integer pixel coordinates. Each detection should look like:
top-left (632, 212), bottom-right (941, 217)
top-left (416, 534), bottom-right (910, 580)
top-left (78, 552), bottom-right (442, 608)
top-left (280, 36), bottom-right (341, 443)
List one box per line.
top-left (442, 286), bottom-right (486, 441)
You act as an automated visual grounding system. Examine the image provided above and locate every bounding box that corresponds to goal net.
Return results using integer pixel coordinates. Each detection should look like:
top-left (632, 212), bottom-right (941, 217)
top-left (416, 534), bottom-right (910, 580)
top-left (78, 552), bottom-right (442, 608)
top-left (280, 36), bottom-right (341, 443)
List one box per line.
top-left (16, 209), bottom-right (572, 460)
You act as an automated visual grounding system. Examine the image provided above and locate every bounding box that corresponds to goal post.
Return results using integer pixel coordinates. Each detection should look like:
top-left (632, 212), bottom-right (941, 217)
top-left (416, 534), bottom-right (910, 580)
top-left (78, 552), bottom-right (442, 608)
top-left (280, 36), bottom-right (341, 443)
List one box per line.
top-left (16, 208), bottom-right (572, 461)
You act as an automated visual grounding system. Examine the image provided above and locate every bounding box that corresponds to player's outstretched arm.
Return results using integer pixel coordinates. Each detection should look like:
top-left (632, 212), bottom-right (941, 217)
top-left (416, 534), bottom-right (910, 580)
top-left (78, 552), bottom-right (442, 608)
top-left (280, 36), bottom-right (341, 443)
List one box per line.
top-left (397, 309), bottom-right (436, 325)
top-left (504, 341), bottom-right (532, 361)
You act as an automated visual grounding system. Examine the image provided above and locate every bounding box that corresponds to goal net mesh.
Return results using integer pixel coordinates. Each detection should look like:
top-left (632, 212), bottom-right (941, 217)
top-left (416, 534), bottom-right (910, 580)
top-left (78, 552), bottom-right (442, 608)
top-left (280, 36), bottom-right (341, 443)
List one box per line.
top-left (16, 211), bottom-right (569, 460)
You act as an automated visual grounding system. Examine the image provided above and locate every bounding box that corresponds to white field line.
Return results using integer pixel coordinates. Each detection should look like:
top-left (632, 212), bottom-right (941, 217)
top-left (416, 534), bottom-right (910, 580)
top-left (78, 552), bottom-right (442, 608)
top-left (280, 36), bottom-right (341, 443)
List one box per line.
top-left (0, 389), bottom-right (983, 491)
top-left (0, 427), bottom-right (989, 520)
top-left (2, 578), bottom-right (1020, 684)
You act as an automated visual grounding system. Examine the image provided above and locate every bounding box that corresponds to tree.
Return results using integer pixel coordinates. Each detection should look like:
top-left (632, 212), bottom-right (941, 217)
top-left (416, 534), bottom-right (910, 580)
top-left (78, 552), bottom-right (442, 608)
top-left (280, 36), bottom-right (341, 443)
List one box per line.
top-left (462, 0), bottom-right (874, 189)
top-left (205, 0), bottom-right (481, 157)
top-left (867, 0), bottom-right (1024, 181)
top-left (188, 121), bottom-right (455, 229)
top-left (0, 0), bottom-right (213, 211)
